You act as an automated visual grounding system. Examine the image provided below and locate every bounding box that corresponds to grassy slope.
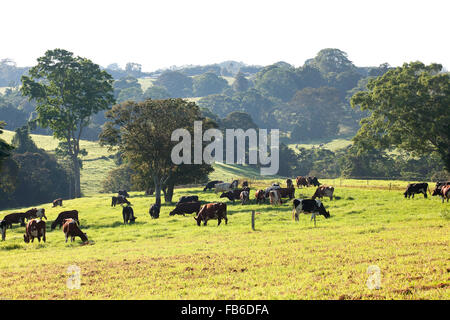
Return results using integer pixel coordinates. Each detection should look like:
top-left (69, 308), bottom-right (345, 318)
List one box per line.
top-left (0, 184), bottom-right (448, 299)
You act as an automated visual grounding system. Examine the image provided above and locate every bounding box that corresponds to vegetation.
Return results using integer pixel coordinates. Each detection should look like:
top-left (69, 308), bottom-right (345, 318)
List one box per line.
top-left (21, 49), bottom-right (115, 198)
top-left (0, 183), bottom-right (448, 299)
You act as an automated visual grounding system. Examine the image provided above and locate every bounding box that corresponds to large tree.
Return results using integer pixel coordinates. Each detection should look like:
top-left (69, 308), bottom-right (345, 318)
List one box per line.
top-left (0, 121), bottom-right (14, 171)
top-left (350, 62), bottom-right (450, 171)
top-left (21, 49), bottom-right (115, 198)
top-left (99, 98), bottom-right (214, 205)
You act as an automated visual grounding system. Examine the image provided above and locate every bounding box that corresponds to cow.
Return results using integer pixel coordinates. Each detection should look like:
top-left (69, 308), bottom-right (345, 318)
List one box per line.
top-left (214, 183), bottom-right (233, 193)
top-left (51, 210), bottom-right (79, 230)
top-left (269, 190), bottom-right (282, 205)
top-left (231, 180), bottom-right (239, 189)
top-left (118, 190), bottom-right (130, 198)
top-left (177, 195), bottom-right (199, 205)
top-left (52, 198), bottom-right (63, 207)
top-left (111, 195), bottom-right (131, 207)
top-left (242, 181), bottom-right (249, 188)
top-left (404, 183), bottom-right (429, 199)
top-left (240, 190), bottom-right (250, 205)
top-left (149, 203), bottom-right (160, 219)
top-left (307, 176), bottom-right (321, 187)
top-left (296, 176), bottom-right (308, 188)
top-left (433, 185), bottom-right (450, 203)
top-left (23, 208), bottom-right (38, 221)
top-left (62, 219), bottom-right (88, 243)
top-left (264, 184), bottom-right (281, 197)
top-left (23, 219), bottom-right (46, 243)
top-left (292, 199), bottom-right (330, 226)
top-left (255, 190), bottom-right (266, 204)
top-left (312, 186), bottom-right (334, 201)
top-left (146, 188), bottom-right (155, 195)
top-left (169, 201), bottom-right (201, 216)
top-left (2, 212), bottom-right (26, 228)
top-left (122, 205), bottom-right (136, 224)
top-left (0, 220), bottom-right (7, 241)
top-left (278, 187), bottom-right (295, 199)
top-left (203, 180), bottom-right (223, 191)
top-left (286, 179), bottom-right (293, 189)
top-left (194, 202), bottom-right (227, 226)
top-left (220, 187), bottom-right (249, 202)
top-left (433, 181), bottom-right (450, 197)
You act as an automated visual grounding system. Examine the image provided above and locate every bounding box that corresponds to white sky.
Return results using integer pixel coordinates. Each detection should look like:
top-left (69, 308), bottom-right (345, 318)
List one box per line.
top-left (2, 0), bottom-right (449, 71)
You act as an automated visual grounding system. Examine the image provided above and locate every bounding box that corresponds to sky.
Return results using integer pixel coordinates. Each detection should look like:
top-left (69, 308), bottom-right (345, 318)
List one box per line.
top-left (2, 0), bottom-right (449, 71)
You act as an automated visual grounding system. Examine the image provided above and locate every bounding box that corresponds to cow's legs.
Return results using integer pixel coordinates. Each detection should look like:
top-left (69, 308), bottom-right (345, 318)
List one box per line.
top-left (65, 234), bottom-right (68, 243)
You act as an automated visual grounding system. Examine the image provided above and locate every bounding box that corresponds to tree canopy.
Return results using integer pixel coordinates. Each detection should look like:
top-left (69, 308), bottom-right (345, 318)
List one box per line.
top-left (350, 61), bottom-right (450, 171)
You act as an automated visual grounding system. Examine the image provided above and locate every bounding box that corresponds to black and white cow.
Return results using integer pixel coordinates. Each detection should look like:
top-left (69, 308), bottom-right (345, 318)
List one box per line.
top-left (292, 199), bottom-right (330, 226)
top-left (122, 205), bottom-right (136, 224)
top-left (404, 183), bottom-right (429, 199)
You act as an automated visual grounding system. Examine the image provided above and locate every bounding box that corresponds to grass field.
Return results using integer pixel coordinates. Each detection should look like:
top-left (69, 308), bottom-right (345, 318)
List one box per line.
top-left (0, 181), bottom-right (448, 299)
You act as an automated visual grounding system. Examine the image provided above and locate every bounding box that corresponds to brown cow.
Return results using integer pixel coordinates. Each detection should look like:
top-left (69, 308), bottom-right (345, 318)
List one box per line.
top-left (296, 176), bottom-right (308, 188)
top-left (52, 198), bottom-right (63, 207)
top-left (255, 189), bottom-right (266, 204)
top-left (436, 185), bottom-right (450, 203)
top-left (194, 203), bottom-right (227, 226)
top-left (278, 187), bottom-right (295, 199)
top-left (62, 219), bottom-right (88, 243)
top-left (169, 202), bottom-right (202, 216)
top-left (24, 219), bottom-right (46, 243)
top-left (312, 186), bottom-right (334, 201)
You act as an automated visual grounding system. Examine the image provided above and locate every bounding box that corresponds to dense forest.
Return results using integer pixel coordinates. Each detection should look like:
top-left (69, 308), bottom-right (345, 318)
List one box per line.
top-left (0, 48), bottom-right (448, 208)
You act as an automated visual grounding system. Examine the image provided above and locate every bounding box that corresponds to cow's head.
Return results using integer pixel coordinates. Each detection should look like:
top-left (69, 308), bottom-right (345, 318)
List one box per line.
top-left (194, 215), bottom-right (202, 226)
top-left (220, 192), bottom-right (233, 200)
top-left (23, 234), bottom-right (30, 243)
top-left (169, 210), bottom-right (176, 216)
top-left (432, 188), bottom-right (441, 196)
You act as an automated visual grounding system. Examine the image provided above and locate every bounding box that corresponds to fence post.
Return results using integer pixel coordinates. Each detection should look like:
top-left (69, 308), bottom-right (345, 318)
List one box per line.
top-left (251, 210), bottom-right (255, 231)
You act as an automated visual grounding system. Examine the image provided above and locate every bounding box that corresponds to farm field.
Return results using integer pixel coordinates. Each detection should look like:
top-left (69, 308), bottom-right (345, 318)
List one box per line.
top-left (0, 183), bottom-right (448, 299)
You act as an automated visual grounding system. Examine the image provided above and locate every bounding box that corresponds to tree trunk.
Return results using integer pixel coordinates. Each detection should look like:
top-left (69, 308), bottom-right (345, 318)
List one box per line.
top-left (72, 155), bottom-right (81, 198)
top-left (163, 183), bottom-right (174, 203)
top-left (153, 176), bottom-right (161, 206)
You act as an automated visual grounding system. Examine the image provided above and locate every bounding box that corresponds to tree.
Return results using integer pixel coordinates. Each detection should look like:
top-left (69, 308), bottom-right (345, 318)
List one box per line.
top-left (193, 72), bottom-right (229, 96)
top-left (254, 65), bottom-right (299, 101)
top-left (143, 86), bottom-right (171, 100)
top-left (350, 62), bottom-right (450, 171)
top-left (232, 71), bottom-right (250, 92)
top-left (99, 98), bottom-right (213, 205)
top-left (21, 49), bottom-right (115, 198)
top-left (305, 48), bottom-right (356, 74)
top-left (0, 121), bottom-right (14, 171)
top-left (154, 71), bottom-right (193, 97)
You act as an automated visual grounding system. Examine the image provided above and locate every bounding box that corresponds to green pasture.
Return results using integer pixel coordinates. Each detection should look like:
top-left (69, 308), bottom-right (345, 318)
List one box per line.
top-left (0, 183), bottom-right (448, 299)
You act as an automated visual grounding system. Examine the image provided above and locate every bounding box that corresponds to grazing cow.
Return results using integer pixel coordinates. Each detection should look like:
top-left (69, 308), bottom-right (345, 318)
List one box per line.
top-left (433, 181), bottom-right (450, 197)
top-left (0, 220), bottom-right (7, 241)
top-left (255, 189), bottom-right (266, 204)
top-left (286, 179), bottom-right (293, 189)
top-left (292, 199), bottom-right (330, 226)
top-left (240, 190), bottom-right (250, 205)
top-left (149, 203), bottom-right (160, 219)
top-left (177, 195), bottom-right (199, 204)
top-left (306, 176), bottom-right (321, 187)
top-left (194, 203), bottom-right (227, 226)
top-left (62, 219), bottom-right (88, 243)
top-left (433, 185), bottom-right (450, 203)
top-left (169, 202), bottom-right (201, 216)
top-left (23, 219), bottom-right (46, 243)
top-left (52, 198), bottom-right (63, 207)
top-left (118, 190), bottom-right (130, 198)
top-left (404, 183), bottom-right (429, 199)
top-left (296, 176), bottom-right (308, 188)
top-left (51, 210), bottom-right (79, 230)
top-left (111, 195), bottom-right (131, 207)
top-left (312, 186), bottom-right (334, 201)
top-left (122, 205), bottom-right (136, 224)
top-left (269, 190), bottom-right (282, 205)
top-left (2, 212), bottom-right (26, 228)
top-left (278, 187), bottom-right (295, 199)
top-left (203, 180), bottom-right (223, 191)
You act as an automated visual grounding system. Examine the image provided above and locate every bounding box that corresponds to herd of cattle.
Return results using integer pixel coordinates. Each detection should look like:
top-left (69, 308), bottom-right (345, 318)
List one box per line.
top-left (1, 177), bottom-right (449, 244)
